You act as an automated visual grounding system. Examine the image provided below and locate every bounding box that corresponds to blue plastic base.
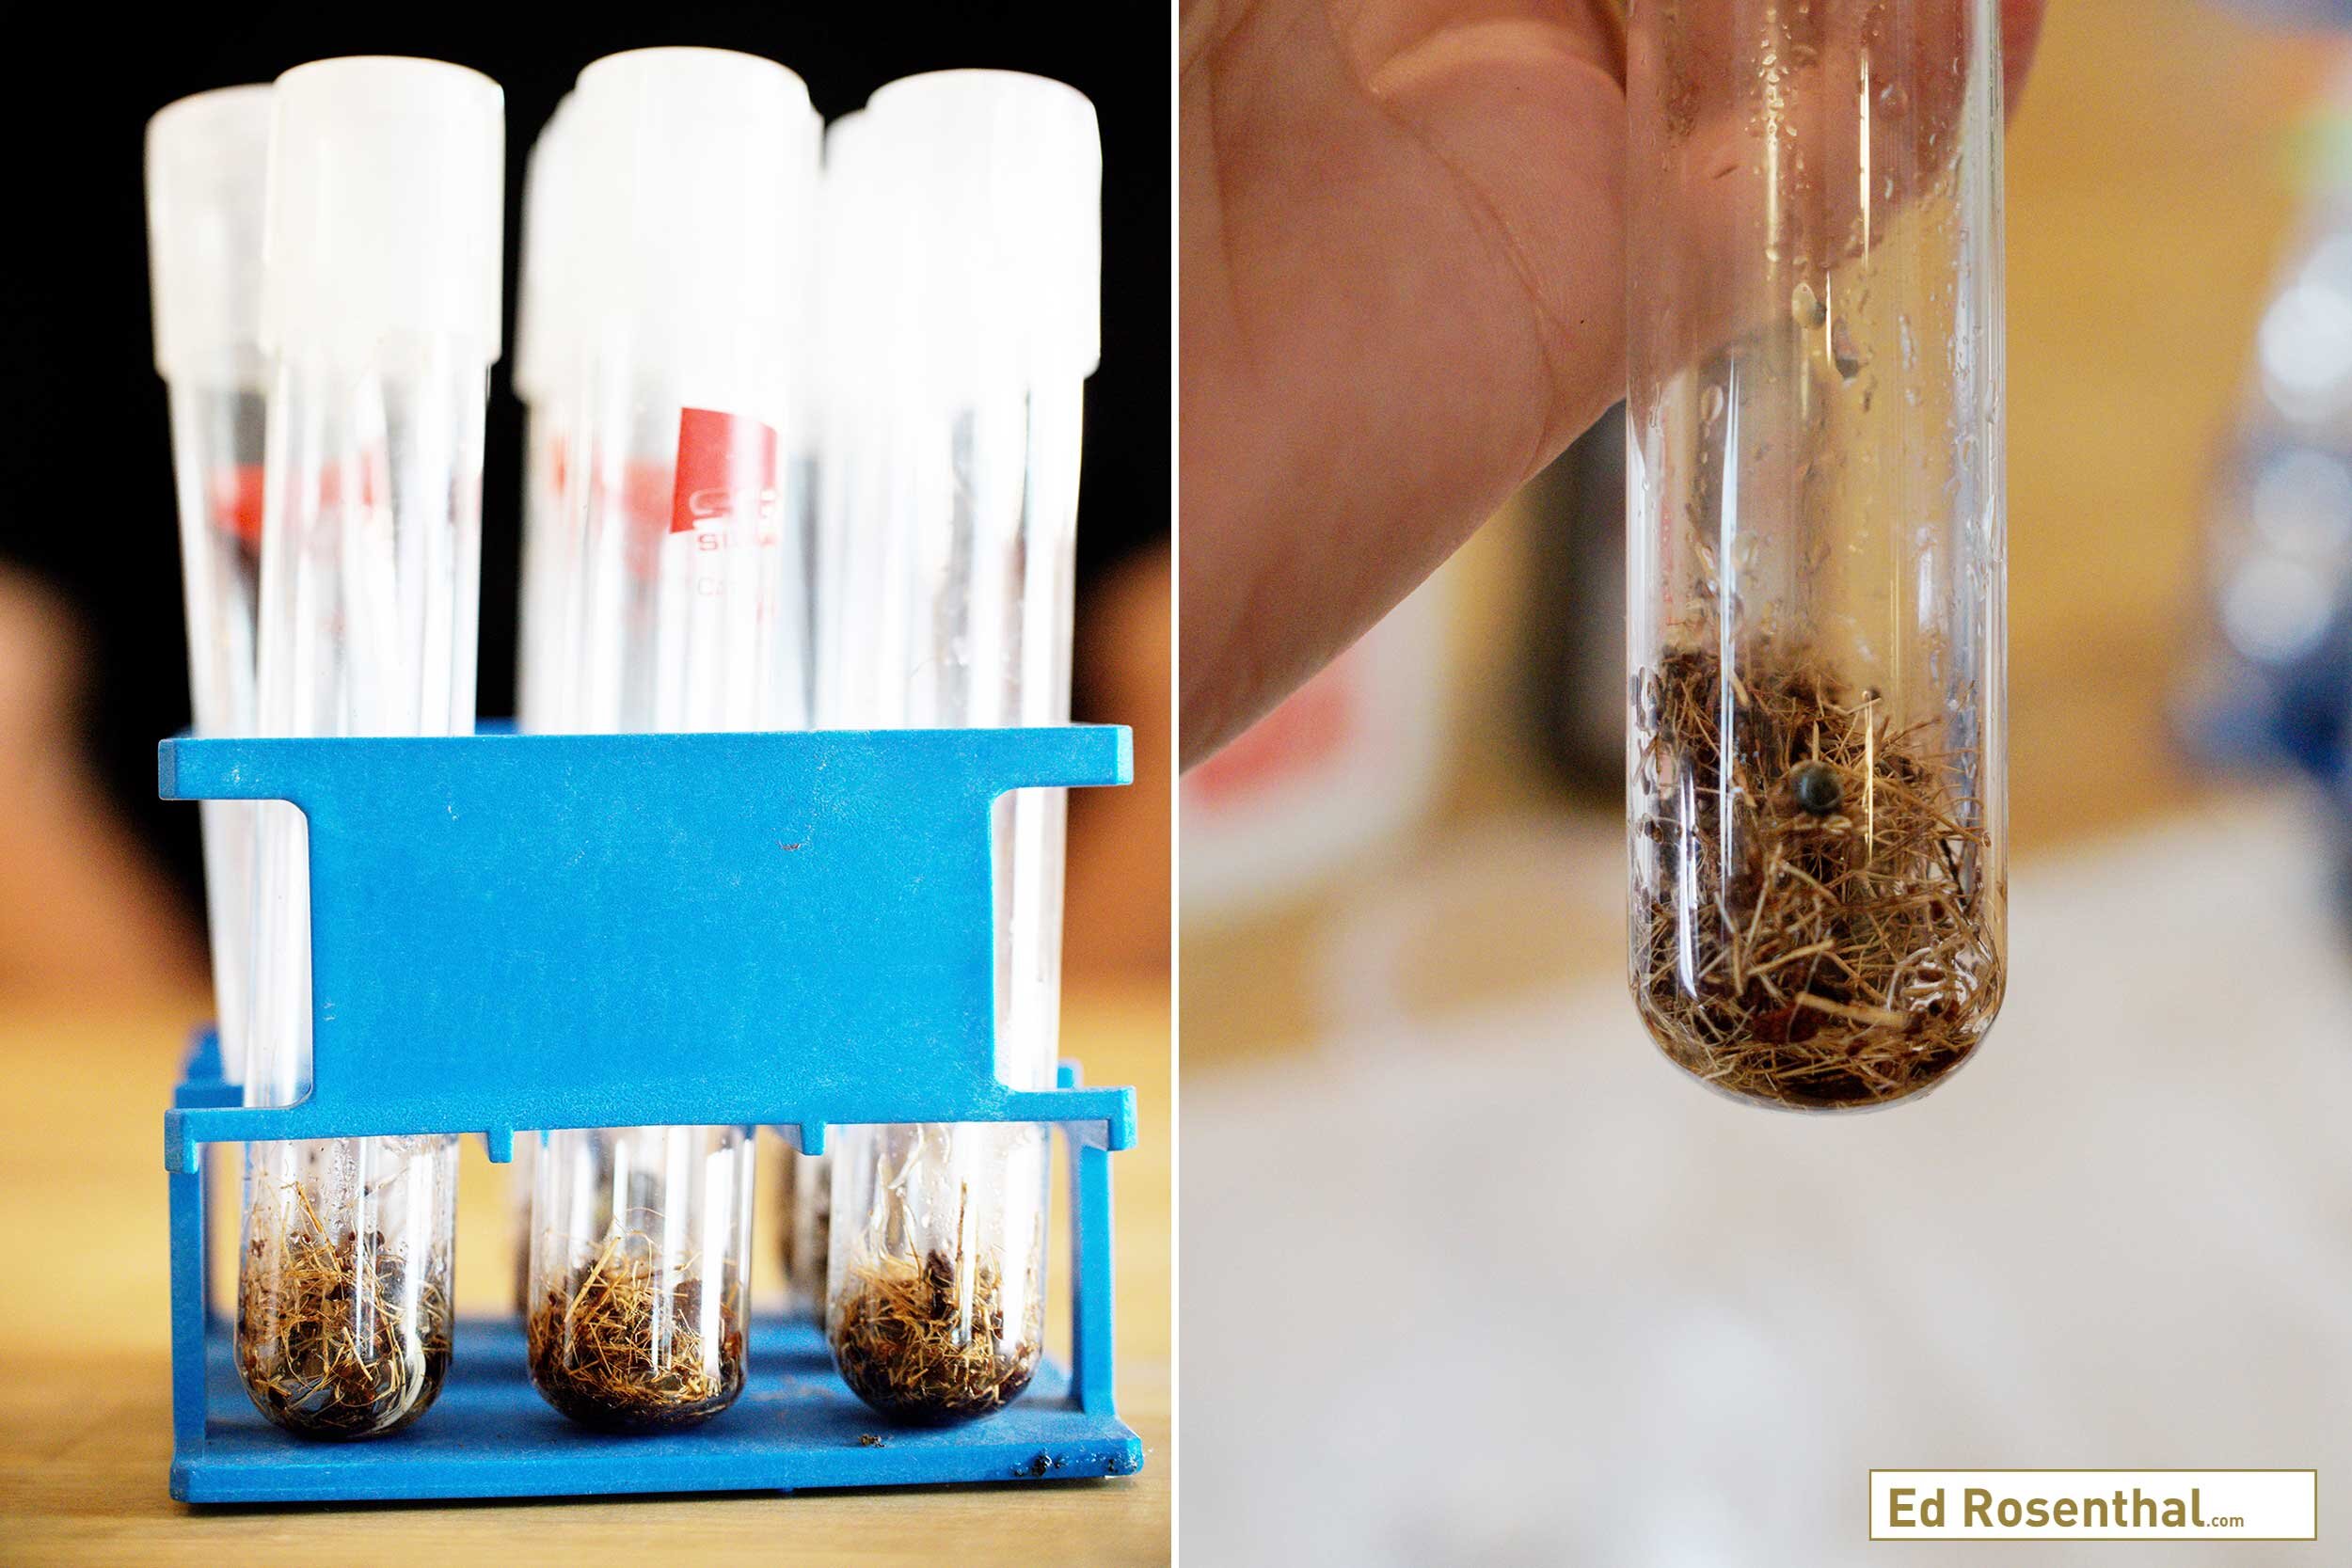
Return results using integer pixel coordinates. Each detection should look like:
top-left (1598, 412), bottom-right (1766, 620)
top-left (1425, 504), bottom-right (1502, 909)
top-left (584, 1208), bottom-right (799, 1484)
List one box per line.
top-left (158, 728), bottom-right (1142, 1506)
top-left (173, 1316), bottom-right (1141, 1504)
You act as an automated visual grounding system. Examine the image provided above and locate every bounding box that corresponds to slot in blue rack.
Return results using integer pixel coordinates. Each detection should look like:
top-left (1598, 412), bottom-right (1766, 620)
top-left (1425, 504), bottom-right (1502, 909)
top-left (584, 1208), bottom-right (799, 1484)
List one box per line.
top-left (160, 725), bottom-right (1142, 1504)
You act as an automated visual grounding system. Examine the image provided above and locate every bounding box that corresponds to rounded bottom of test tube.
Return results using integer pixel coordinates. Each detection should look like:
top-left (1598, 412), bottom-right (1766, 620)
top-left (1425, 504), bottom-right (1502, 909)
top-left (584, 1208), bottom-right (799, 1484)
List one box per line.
top-left (1634, 993), bottom-right (1998, 1112)
top-left (236, 1254), bottom-right (453, 1440)
top-left (525, 1259), bottom-right (748, 1432)
top-left (828, 1247), bottom-right (1042, 1425)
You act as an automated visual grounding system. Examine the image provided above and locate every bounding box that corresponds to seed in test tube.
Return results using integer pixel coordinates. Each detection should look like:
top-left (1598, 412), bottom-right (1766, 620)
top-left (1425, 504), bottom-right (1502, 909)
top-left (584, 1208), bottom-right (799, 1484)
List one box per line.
top-left (1700, 384), bottom-right (1726, 426)
top-left (1791, 279), bottom-right (1826, 329)
top-left (1788, 760), bottom-right (1842, 815)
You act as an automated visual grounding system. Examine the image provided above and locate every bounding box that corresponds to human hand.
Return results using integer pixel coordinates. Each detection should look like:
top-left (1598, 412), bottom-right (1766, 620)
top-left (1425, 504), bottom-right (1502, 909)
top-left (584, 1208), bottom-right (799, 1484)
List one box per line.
top-left (1179, 0), bottom-right (2047, 764)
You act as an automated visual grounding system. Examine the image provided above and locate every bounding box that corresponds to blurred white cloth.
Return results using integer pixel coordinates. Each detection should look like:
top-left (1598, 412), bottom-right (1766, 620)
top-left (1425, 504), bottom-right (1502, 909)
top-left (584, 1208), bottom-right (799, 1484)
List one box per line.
top-left (1181, 799), bottom-right (2352, 1566)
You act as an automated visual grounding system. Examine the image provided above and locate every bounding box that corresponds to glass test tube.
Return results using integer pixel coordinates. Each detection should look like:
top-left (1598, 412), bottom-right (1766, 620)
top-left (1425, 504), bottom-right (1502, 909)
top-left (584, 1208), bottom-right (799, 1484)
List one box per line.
top-left (148, 85), bottom-right (272, 1090)
top-left (1625, 0), bottom-right (2008, 1110)
top-left (824, 72), bottom-right (1101, 1424)
top-left (771, 107), bottom-right (899, 1326)
top-left (516, 91), bottom-right (580, 737)
top-left (507, 93), bottom-right (583, 1310)
top-left (236, 57), bottom-right (503, 1438)
top-left (521, 47), bottom-right (818, 1429)
top-left (526, 1126), bottom-right (754, 1427)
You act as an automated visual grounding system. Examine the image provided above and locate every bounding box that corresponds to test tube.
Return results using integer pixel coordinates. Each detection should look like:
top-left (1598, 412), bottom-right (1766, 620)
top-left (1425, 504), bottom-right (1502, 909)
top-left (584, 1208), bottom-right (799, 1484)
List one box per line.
top-left (515, 93), bottom-right (579, 736)
top-left (824, 72), bottom-right (1100, 1424)
top-left (777, 1138), bottom-right (833, 1323)
top-left (236, 57), bottom-right (503, 1438)
top-left (521, 47), bottom-right (818, 1429)
top-left (506, 94), bottom-right (583, 1310)
top-left (770, 108), bottom-right (894, 1327)
top-left (147, 85), bottom-right (272, 1089)
top-left (526, 1126), bottom-right (754, 1427)
top-left (1624, 2), bottom-right (2008, 1109)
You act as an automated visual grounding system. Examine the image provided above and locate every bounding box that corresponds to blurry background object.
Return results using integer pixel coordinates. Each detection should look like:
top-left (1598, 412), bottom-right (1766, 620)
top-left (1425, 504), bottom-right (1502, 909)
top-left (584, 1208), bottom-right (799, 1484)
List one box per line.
top-left (1183, 0), bottom-right (2352, 1559)
top-left (1518, 402), bottom-right (1627, 801)
top-left (0, 568), bottom-right (204, 1003)
top-left (1180, 567), bottom-right (1450, 927)
top-left (2184, 50), bottom-right (2352, 909)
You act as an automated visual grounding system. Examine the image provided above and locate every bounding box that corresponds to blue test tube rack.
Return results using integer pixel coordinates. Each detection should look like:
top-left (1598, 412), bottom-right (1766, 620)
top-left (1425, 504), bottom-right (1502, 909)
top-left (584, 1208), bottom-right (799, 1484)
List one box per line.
top-left (158, 724), bottom-right (1142, 1504)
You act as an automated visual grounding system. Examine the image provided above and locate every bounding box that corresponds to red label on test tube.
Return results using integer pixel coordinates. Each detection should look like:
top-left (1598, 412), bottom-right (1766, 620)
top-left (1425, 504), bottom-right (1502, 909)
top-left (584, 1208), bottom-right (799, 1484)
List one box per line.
top-left (208, 464), bottom-right (267, 548)
top-left (671, 407), bottom-right (779, 536)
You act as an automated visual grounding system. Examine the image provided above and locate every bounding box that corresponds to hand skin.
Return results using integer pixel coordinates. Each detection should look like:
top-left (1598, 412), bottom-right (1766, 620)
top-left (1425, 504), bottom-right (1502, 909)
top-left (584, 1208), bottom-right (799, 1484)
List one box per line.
top-left (1179, 0), bottom-right (2048, 767)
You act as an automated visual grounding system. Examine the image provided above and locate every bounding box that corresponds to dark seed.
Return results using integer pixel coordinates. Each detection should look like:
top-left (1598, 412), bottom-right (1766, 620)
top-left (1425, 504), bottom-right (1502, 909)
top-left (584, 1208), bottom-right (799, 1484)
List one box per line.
top-left (1789, 761), bottom-right (1842, 816)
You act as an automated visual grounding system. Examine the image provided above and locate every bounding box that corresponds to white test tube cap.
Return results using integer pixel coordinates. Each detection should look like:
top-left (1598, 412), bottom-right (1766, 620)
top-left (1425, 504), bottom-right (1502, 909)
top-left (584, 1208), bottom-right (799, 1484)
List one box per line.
top-left (514, 92), bottom-right (577, 403)
top-left (817, 111), bottom-right (870, 393)
top-left (820, 109), bottom-right (922, 399)
top-left (571, 47), bottom-right (821, 393)
top-left (146, 85), bottom-right (274, 386)
top-left (866, 70), bottom-right (1103, 385)
top-left (262, 57), bottom-right (505, 363)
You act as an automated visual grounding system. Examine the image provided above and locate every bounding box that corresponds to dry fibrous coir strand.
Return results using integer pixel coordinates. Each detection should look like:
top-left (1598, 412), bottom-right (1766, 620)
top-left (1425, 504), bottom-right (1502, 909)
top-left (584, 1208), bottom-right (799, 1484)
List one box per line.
top-left (237, 1183), bottom-right (452, 1440)
top-left (526, 1231), bottom-right (747, 1431)
top-left (1630, 640), bottom-right (2001, 1109)
top-left (829, 1248), bottom-right (1041, 1425)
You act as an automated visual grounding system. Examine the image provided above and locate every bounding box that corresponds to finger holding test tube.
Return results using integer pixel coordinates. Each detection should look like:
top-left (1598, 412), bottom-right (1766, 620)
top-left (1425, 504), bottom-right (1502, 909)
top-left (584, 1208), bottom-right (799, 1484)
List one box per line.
top-left (824, 71), bottom-right (1101, 1426)
top-left (522, 47), bottom-right (819, 1432)
top-left (237, 55), bottom-right (502, 1440)
top-left (147, 84), bottom-right (273, 1090)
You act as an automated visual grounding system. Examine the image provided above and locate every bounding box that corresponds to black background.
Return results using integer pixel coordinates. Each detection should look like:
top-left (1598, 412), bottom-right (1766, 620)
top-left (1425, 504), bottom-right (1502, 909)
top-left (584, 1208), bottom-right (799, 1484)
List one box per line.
top-left (0, 4), bottom-right (1167, 912)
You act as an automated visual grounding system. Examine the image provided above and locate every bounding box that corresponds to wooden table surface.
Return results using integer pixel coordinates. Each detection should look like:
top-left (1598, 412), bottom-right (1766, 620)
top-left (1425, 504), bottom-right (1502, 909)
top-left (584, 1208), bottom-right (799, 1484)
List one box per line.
top-left (0, 985), bottom-right (1170, 1566)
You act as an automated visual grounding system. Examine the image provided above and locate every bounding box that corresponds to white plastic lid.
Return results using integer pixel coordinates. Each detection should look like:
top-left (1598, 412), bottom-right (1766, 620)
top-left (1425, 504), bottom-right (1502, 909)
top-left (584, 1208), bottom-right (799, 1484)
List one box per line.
top-left (571, 48), bottom-right (821, 408)
top-left (262, 56), bottom-right (505, 363)
top-left (865, 70), bottom-right (1102, 387)
top-left (514, 92), bottom-right (576, 402)
top-left (819, 109), bottom-right (925, 405)
top-left (146, 85), bottom-right (273, 386)
top-left (817, 110), bottom-right (873, 399)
